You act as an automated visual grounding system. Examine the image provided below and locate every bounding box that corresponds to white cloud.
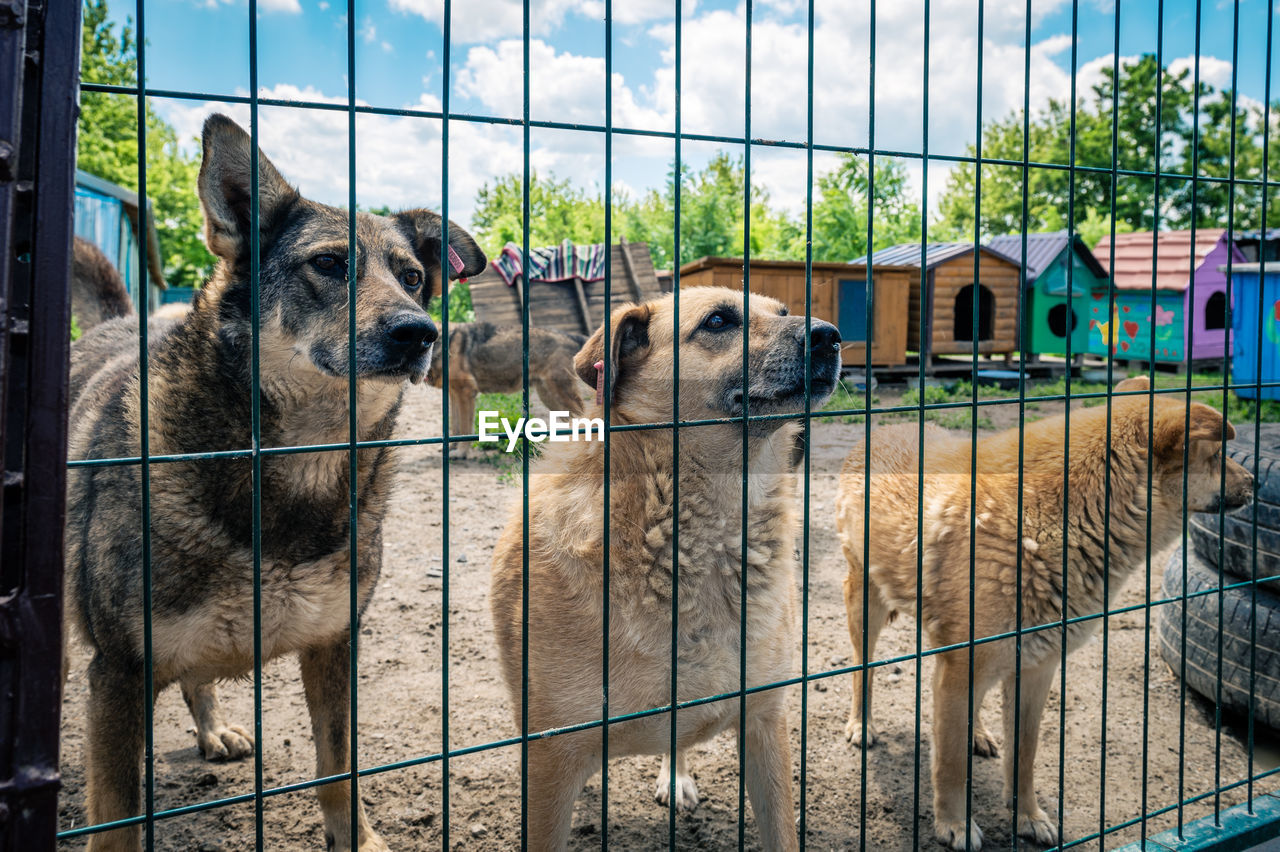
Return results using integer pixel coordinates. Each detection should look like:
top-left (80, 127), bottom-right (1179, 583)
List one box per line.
top-left (159, 85), bottom-right (525, 225)
top-left (1169, 55), bottom-right (1235, 91)
top-left (200, 0), bottom-right (302, 12)
top-left (388, 0), bottom-right (675, 43)
top-left (361, 17), bottom-right (377, 43)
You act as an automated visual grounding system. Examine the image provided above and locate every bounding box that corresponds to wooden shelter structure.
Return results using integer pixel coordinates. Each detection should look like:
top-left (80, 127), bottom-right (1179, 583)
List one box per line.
top-left (467, 238), bottom-right (661, 335)
top-left (1090, 230), bottom-right (1244, 364)
top-left (677, 256), bottom-right (912, 367)
top-left (73, 169), bottom-right (167, 312)
top-left (856, 242), bottom-right (1022, 362)
top-left (986, 231), bottom-right (1110, 357)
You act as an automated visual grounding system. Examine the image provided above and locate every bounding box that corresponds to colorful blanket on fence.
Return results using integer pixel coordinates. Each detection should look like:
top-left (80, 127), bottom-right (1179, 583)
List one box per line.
top-left (491, 239), bottom-right (609, 286)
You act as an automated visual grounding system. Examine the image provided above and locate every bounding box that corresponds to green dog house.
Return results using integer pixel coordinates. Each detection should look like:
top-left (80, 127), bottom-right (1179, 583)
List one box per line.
top-left (986, 231), bottom-right (1109, 357)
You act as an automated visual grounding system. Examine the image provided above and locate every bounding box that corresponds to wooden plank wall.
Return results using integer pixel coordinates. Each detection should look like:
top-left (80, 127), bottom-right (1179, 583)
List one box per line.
top-left (682, 262), bottom-right (911, 366)
top-left (928, 256), bottom-right (1021, 354)
top-left (468, 243), bottom-right (662, 334)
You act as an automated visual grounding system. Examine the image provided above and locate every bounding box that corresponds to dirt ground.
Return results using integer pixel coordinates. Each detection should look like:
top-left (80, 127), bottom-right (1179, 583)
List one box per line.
top-left (58, 384), bottom-right (1268, 851)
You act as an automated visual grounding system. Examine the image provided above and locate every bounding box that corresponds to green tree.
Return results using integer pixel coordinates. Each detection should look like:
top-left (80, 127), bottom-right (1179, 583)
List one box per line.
top-left (78, 0), bottom-right (211, 290)
top-left (802, 154), bottom-right (921, 261)
top-left (469, 172), bottom-right (606, 259)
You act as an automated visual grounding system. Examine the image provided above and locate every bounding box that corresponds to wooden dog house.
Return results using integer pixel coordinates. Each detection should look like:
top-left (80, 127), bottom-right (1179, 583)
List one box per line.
top-left (1090, 230), bottom-right (1244, 364)
top-left (986, 231), bottom-right (1110, 357)
top-left (676, 256), bottom-right (911, 367)
top-left (857, 243), bottom-right (1022, 360)
top-left (467, 240), bottom-right (662, 336)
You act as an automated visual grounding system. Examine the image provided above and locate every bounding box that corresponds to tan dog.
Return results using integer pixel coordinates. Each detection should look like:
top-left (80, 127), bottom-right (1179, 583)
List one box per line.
top-left (836, 376), bottom-right (1254, 851)
top-left (425, 321), bottom-right (586, 443)
top-left (490, 287), bottom-right (841, 850)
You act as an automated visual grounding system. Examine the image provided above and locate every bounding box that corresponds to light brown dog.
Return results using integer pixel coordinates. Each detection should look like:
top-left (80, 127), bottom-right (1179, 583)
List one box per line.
top-left (836, 376), bottom-right (1254, 851)
top-left (490, 287), bottom-right (842, 850)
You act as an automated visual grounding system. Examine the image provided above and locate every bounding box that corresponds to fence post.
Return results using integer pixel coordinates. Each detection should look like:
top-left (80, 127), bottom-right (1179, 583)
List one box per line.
top-left (0, 0), bottom-right (80, 848)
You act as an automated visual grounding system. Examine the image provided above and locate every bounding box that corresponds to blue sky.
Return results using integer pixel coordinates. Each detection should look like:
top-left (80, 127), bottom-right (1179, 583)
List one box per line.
top-left (107, 0), bottom-right (1279, 228)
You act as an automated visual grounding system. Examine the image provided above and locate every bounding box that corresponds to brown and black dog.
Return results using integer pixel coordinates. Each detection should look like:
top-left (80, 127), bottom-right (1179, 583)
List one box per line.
top-left (836, 376), bottom-right (1254, 851)
top-left (71, 236), bottom-right (132, 333)
top-left (65, 114), bottom-right (485, 851)
top-left (425, 321), bottom-right (586, 444)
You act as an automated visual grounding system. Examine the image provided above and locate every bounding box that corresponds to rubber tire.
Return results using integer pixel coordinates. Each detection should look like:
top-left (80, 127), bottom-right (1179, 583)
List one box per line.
top-left (1157, 547), bottom-right (1280, 733)
top-left (1188, 423), bottom-right (1280, 585)
top-left (1224, 423), bottom-right (1280, 505)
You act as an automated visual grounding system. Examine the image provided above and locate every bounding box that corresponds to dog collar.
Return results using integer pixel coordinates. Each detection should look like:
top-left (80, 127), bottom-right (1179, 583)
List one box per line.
top-left (447, 244), bottom-right (466, 276)
top-left (594, 360), bottom-right (604, 406)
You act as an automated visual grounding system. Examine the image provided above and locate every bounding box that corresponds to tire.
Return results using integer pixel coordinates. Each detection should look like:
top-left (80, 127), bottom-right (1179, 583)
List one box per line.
top-left (1187, 423), bottom-right (1280, 584)
top-left (1224, 423), bottom-right (1280, 506)
top-left (1189, 510), bottom-right (1280, 595)
top-left (1157, 547), bottom-right (1280, 732)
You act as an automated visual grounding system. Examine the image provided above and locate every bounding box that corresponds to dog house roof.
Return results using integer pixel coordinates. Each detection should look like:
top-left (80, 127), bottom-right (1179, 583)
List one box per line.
top-left (1092, 229), bottom-right (1227, 291)
top-left (854, 242), bottom-right (1019, 270)
top-left (985, 231), bottom-right (1107, 285)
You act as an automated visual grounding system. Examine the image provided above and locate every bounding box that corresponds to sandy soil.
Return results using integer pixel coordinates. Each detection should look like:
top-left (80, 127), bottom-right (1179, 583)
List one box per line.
top-left (58, 384), bottom-right (1266, 851)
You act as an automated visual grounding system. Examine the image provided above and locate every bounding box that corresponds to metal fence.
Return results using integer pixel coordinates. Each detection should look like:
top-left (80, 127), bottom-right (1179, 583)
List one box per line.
top-left (42, 0), bottom-right (1280, 849)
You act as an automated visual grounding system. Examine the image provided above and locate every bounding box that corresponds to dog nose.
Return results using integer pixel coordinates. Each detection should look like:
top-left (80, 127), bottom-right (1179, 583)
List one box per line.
top-left (386, 313), bottom-right (438, 350)
top-left (809, 321), bottom-right (841, 353)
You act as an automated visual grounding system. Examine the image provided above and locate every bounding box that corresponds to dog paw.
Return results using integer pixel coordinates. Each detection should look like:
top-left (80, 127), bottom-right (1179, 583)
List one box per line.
top-left (844, 720), bottom-right (877, 749)
top-left (325, 829), bottom-right (390, 852)
top-left (197, 724), bottom-right (255, 761)
top-left (358, 832), bottom-right (391, 852)
top-left (972, 727), bottom-right (999, 758)
top-left (654, 761), bottom-right (699, 811)
top-left (935, 818), bottom-right (983, 851)
top-left (1017, 810), bottom-right (1058, 846)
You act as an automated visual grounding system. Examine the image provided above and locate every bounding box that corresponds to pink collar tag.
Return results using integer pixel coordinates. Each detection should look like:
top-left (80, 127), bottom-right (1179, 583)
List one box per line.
top-left (594, 360), bottom-right (605, 405)
top-left (447, 244), bottom-right (466, 276)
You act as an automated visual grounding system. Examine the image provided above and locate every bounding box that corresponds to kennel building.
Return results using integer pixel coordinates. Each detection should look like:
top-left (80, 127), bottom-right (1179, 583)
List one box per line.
top-left (1089, 229), bottom-right (1244, 365)
top-left (985, 231), bottom-right (1110, 359)
top-left (854, 242), bottom-right (1022, 363)
top-left (676, 256), bottom-right (912, 367)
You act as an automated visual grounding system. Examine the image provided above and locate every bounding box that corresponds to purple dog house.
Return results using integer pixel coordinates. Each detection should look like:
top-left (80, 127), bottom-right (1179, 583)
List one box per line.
top-left (1090, 229), bottom-right (1245, 364)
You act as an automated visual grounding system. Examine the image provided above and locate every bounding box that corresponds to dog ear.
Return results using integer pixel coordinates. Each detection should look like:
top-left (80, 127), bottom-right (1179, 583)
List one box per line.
top-left (1154, 402), bottom-right (1235, 458)
top-left (197, 114), bottom-right (299, 263)
top-left (1114, 375), bottom-right (1150, 393)
top-left (396, 210), bottom-right (488, 298)
top-left (574, 303), bottom-right (652, 404)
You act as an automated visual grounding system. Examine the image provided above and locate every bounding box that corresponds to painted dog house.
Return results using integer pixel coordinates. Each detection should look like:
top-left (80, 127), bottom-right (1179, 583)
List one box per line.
top-left (677, 256), bottom-right (911, 367)
top-left (986, 231), bottom-right (1109, 357)
top-left (855, 243), bottom-right (1022, 359)
top-left (1225, 262), bottom-right (1280, 400)
top-left (1090, 230), bottom-right (1244, 364)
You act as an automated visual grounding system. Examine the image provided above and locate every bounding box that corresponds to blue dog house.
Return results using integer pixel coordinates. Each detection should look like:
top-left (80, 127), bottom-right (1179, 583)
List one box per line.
top-left (1225, 262), bottom-right (1280, 400)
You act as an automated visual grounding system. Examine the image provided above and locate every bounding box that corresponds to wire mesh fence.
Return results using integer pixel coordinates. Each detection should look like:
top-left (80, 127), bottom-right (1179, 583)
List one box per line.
top-left (47, 0), bottom-right (1280, 850)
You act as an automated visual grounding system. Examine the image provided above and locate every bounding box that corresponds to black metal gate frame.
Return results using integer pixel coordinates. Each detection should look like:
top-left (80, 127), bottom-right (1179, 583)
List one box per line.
top-left (51, 0), bottom-right (1280, 850)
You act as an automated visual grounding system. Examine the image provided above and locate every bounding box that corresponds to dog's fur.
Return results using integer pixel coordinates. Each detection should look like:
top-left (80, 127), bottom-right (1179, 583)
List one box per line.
top-left (835, 376), bottom-right (1254, 850)
top-left (425, 321), bottom-right (586, 441)
top-left (72, 236), bottom-right (133, 332)
top-left (490, 287), bottom-right (841, 850)
top-left (64, 114), bottom-right (485, 851)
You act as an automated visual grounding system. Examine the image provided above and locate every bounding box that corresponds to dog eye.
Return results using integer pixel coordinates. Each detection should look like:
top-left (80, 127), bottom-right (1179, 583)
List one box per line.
top-left (312, 254), bottom-right (341, 273)
top-left (402, 270), bottom-right (422, 291)
top-left (702, 311), bottom-right (734, 331)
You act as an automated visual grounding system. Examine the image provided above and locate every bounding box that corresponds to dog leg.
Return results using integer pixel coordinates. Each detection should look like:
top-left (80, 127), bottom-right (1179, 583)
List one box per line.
top-left (842, 572), bottom-right (890, 749)
top-left (971, 713), bottom-right (999, 758)
top-left (446, 378), bottom-right (478, 458)
top-left (84, 652), bottom-right (145, 852)
top-left (742, 703), bottom-right (799, 852)
top-left (931, 652), bottom-right (986, 852)
top-left (653, 750), bottom-right (699, 811)
top-left (1002, 662), bottom-right (1059, 847)
top-left (181, 677), bottom-right (254, 761)
top-left (299, 640), bottom-right (388, 852)
top-left (526, 735), bottom-right (596, 852)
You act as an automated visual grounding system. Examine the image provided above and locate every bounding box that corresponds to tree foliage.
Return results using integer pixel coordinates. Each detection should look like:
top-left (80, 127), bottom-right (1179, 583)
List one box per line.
top-left (470, 152), bottom-right (923, 271)
top-left (934, 54), bottom-right (1280, 242)
top-left (78, 0), bottom-right (212, 290)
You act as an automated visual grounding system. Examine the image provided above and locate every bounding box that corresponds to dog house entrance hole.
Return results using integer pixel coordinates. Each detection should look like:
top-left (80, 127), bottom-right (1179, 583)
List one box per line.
top-left (954, 283), bottom-right (994, 342)
top-left (1047, 303), bottom-right (1078, 339)
top-left (1205, 291), bottom-right (1226, 330)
